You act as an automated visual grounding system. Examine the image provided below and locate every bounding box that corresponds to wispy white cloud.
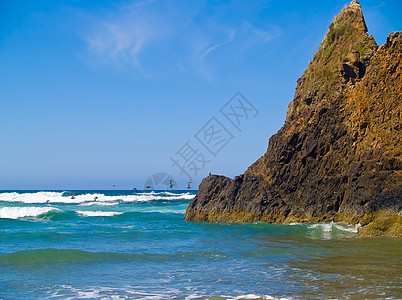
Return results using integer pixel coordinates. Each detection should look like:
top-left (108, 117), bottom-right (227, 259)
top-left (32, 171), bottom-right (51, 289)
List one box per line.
top-left (375, 2), bottom-right (386, 8)
top-left (125, 0), bottom-right (157, 9)
top-left (80, 0), bottom-right (282, 78)
top-left (84, 9), bottom-right (155, 70)
top-left (242, 21), bottom-right (282, 44)
top-left (201, 29), bottom-right (236, 60)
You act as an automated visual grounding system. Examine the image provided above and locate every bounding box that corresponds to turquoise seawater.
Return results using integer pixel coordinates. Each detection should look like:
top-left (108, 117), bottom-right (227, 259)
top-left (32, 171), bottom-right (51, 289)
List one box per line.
top-left (0, 190), bottom-right (401, 299)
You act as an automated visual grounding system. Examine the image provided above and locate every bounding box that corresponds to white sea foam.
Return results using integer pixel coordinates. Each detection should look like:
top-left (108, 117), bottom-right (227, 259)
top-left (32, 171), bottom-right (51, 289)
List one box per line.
top-left (50, 286), bottom-right (290, 300)
top-left (0, 206), bottom-right (60, 219)
top-left (308, 221), bottom-right (359, 233)
top-left (140, 207), bottom-right (187, 214)
top-left (0, 192), bottom-right (66, 203)
top-left (76, 211), bottom-right (123, 217)
top-left (307, 221), bottom-right (360, 239)
top-left (0, 191), bottom-right (195, 204)
top-left (308, 223), bottom-right (333, 232)
top-left (50, 285), bottom-right (178, 300)
top-left (334, 222), bottom-right (361, 233)
top-left (162, 191), bottom-right (182, 196)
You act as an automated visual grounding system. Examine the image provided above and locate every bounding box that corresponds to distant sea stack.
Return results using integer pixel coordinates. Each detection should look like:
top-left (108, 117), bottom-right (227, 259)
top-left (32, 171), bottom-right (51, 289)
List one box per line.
top-left (185, 1), bottom-right (402, 237)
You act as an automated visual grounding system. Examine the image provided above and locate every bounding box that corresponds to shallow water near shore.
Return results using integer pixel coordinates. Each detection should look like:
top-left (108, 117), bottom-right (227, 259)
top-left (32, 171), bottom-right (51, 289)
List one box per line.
top-left (0, 190), bottom-right (401, 299)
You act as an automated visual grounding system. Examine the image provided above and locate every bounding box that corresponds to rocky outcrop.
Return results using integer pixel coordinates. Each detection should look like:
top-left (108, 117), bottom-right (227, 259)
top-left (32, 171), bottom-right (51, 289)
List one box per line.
top-left (185, 1), bottom-right (402, 237)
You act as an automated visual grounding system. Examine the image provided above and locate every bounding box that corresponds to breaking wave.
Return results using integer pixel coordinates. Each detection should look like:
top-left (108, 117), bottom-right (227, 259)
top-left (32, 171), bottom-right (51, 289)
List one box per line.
top-left (0, 206), bottom-right (60, 219)
top-left (0, 191), bottom-right (195, 204)
top-left (76, 210), bottom-right (123, 217)
top-left (306, 221), bottom-right (360, 239)
top-left (44, 284), bottom-right (291, 300)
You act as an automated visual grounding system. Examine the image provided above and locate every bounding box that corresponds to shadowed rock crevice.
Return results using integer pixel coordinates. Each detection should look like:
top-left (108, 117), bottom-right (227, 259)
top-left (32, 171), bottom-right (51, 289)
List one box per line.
top-left (185, 1), bottom-right (402, 237)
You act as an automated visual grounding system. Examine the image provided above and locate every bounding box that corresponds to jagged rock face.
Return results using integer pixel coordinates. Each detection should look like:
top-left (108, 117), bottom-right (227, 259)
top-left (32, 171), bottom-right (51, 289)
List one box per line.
top-left (185, 2), bottom-right (402, 237)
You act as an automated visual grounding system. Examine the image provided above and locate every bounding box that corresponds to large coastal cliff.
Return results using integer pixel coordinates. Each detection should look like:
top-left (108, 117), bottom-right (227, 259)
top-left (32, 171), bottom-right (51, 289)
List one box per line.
top-left (185, 1), bottom-right (402, 237)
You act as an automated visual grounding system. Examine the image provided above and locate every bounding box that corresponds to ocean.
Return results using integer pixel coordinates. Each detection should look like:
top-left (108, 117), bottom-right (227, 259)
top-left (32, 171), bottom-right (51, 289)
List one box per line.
top-left (0, 190), bottom-right (400, 299)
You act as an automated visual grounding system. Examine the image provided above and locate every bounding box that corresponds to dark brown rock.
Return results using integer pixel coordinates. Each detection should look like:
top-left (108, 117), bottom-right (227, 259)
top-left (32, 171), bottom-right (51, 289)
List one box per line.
top-left (185, 2), bottom-right (402, 237)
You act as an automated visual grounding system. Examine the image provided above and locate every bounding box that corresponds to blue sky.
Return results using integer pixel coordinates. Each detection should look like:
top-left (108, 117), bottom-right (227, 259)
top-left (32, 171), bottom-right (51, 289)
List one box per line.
top-left (0, 0), bottom-right (401, 190)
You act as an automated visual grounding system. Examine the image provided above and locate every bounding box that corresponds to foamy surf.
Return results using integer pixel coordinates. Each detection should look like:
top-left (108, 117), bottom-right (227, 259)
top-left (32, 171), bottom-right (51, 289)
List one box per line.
top-left (0, 191), bottom-right (195, 204)
top-left (1, 190), bottom-right (399, 300)
top-left (76, 211), bottom-right (123, 217)
top-left (0, 206), bottom-right (60, 219)
top-left (47, 285), bottom-right (290, 300)
top-left (307, 221), bottom-right (360, 239)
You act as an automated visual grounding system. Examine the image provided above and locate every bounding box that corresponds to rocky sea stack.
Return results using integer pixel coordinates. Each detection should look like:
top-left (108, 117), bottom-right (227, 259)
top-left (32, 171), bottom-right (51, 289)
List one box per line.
top-left (185, 1), bottom-right (402, 237)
